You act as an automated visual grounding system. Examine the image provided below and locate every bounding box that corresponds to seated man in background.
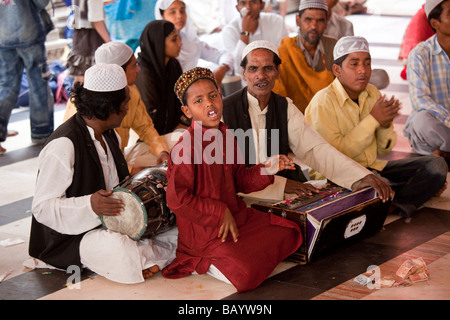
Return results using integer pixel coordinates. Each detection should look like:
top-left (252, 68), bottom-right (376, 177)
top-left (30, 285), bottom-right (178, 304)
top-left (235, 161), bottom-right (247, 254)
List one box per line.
top-left (305, 36), bottom-right (448, 218)
top-left (222, 40), bottom-right (394, 203)
top-left (222, 0), bottom-right (288, 77)
top-left (273, 0), bottom-right (335, 113)
top-left (404, 0), bottom-right (450, 168)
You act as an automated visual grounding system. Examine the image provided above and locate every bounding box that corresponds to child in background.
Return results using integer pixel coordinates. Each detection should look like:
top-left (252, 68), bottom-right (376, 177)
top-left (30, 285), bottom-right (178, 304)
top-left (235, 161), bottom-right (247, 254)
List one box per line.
top-left (155, 0), bottom-right (233, 88)
top-left (135, 20), bottom-right (184, 135)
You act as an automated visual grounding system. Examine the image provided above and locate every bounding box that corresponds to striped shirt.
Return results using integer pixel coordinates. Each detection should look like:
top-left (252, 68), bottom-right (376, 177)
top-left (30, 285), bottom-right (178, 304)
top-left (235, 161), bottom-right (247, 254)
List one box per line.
top-left (404, 34), bottom-right (450, 139)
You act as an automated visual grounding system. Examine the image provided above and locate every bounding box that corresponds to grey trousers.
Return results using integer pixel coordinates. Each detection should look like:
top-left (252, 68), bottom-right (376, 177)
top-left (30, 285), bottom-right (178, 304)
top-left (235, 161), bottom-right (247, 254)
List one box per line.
top-left (406, 110), bottom-right (450, 155)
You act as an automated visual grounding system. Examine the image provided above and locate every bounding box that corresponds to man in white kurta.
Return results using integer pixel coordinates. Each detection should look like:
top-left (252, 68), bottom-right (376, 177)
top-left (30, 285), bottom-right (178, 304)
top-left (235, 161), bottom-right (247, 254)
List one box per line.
top-left (30, 64), bottom-right (177, 284)
top-left (222, 40), bottom-right (394, 202)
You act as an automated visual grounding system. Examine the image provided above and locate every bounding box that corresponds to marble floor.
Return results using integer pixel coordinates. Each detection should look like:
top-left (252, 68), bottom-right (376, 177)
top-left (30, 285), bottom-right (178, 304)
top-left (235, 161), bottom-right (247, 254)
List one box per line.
top-left (1, 0), bottom-right (450, 309)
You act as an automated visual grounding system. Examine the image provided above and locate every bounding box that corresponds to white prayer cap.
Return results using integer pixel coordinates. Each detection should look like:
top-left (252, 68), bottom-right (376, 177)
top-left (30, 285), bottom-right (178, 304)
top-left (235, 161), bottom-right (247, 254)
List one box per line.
top-left (425, 0), bottom-right (444, 17)
top-left (157, 0), bottom-right (184, 10)
top-left (298, 0), bottom-right (328, 12)
top-left (84, 63), bottom-right (128, 92)
top-left (333, 36), bottom-right (370, 60)
top-left (242, 40), bottom-right (279, 61)
top-left (95, 41), bottom-right (134, 67)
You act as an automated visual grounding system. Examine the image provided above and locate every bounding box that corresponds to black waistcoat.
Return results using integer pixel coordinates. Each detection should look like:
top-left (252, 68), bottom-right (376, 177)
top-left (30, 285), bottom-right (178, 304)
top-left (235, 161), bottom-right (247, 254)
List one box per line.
top-left (222, 87), bottom-right (290, 166)
top-left (28, 114), bottom-right (129, 269)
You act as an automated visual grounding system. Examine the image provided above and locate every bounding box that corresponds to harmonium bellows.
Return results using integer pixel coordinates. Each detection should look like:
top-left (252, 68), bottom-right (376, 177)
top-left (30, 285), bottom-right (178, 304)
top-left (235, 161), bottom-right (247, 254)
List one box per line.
top-left (251, 183), bottom-right (390, 264)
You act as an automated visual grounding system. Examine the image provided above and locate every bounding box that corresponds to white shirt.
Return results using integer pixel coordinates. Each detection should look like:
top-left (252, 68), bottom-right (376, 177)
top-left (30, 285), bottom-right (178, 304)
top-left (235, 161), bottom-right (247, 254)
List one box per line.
top-left (31, 124), bottom-right (178, 285)
top-left (178, 31), bottom-right (234, 73)
top-left (72, 0), bottom-right (105, 29)
top-left (222, 12), bottom-right (288, 75)
top-left (32, 126), bottom-right (121, 235)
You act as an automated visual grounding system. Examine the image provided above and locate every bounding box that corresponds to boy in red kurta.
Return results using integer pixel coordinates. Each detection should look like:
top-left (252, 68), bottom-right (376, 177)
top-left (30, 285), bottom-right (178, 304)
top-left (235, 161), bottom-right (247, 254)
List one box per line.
top-left (161, 67), bottom-right (302, 292)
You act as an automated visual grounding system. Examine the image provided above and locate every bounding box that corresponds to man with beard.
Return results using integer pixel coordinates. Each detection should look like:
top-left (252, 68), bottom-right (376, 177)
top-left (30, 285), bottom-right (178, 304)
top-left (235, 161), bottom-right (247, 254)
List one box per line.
top-left (272, 0), bottom-right (335, 113)
top-left (222, 40), bottom-right (394, 203)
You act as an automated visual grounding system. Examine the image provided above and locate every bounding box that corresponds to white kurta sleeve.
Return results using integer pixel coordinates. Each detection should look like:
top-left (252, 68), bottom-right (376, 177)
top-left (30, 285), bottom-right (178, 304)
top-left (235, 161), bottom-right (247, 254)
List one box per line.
top-left (32, 138), bottom-right (101, 235)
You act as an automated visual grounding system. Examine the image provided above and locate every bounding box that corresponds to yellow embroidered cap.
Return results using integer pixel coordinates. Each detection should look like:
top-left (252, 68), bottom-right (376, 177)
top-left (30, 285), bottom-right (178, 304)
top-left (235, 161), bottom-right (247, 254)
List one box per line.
top-left (174, 67), bottom-right (218, 103)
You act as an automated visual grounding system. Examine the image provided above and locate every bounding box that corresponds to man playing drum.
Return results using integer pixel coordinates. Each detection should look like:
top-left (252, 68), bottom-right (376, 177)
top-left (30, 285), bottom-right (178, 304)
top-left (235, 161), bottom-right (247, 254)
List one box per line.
top-left (28, 63), bottom-right (178, 284)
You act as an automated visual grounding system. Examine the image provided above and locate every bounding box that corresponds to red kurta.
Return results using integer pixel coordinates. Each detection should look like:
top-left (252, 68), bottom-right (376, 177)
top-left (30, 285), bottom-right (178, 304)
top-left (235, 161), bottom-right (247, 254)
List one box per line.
top-left (161, 122), bottom-right (302, 292)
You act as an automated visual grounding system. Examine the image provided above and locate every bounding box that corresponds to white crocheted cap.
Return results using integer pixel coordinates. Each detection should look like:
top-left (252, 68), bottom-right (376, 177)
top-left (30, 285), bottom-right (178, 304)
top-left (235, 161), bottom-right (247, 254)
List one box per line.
top-left (333, 36), bottom-right (370, 60)
top-left (84, 63), bottom-right (127, 92)
top-left (298, 0), bottom-right (328, 12)
top-left (425, 0), bottom-right (444, 17)
top-left (95, 41), bottom-right (134, 67)
top-left (158, 0), bottom-right (184, 10)
top-left (241, 40), bottom-right (279, 61)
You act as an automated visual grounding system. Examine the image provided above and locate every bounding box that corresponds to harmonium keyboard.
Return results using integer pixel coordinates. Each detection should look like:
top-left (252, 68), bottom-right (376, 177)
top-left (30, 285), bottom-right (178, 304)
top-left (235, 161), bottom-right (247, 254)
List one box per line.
top-left (251, 183), bottom-right (390, 264)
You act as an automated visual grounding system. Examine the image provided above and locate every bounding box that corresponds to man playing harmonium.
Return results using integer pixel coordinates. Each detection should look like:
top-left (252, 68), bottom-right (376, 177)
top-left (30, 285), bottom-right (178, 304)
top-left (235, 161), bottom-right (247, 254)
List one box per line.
top-left (222, 40), bottom-right (394, 203)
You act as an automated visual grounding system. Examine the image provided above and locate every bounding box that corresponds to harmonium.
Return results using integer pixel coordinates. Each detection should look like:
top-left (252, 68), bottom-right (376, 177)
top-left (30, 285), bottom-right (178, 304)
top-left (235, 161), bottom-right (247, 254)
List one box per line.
top-left (251, 183), bottom-right (390, 264)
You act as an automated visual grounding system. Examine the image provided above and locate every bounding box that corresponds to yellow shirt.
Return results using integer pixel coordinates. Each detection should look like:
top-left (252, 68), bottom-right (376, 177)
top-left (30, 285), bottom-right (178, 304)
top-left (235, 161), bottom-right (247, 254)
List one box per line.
top-left (305, 78), bottom-right (396, 172)
top-left (63, 84), bottom-right (169, 156)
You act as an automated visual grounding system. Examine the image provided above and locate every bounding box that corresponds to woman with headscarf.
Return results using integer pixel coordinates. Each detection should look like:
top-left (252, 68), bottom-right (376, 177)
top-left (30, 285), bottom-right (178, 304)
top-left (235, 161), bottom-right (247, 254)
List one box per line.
top-left (154, 0), bottom-right (234, 88)
top-left (135, 20), bottom-right (185, 135)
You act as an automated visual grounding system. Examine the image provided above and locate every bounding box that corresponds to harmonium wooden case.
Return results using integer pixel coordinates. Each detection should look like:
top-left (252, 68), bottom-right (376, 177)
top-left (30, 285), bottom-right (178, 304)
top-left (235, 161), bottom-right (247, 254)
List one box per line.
top-left (251, 183), bottom-right (390, 264)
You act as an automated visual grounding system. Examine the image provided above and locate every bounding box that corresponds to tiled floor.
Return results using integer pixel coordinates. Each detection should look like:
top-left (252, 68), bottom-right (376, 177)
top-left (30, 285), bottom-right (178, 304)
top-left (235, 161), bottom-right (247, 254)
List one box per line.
top-left (1, 0), bottom-right (450, 305)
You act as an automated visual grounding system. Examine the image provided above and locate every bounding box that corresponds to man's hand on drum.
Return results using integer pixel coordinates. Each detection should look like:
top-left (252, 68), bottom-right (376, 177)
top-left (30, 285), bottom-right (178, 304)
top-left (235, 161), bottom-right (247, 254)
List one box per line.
top-left (354, 174), bottom-right (394, 203)
top-left (91, 190), bottom-right (124, 216)
top-left (157, 151), bottom-right (170, 164)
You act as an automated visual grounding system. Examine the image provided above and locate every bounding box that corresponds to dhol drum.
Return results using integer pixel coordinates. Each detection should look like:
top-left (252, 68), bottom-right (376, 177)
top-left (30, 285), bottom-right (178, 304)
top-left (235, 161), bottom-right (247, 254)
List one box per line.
top-left (100, 162), bottom-right (175, 240)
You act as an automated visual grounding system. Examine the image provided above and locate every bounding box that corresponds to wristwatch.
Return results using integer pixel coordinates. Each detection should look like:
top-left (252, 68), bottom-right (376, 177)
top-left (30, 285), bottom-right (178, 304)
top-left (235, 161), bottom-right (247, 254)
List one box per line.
top-left (240, 31), bottom-right (250, 36)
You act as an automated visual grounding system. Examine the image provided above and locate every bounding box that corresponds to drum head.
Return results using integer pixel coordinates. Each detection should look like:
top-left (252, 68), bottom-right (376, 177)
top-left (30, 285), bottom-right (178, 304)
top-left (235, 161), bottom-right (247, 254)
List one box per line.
top-left (100, 187), bottom-right (147, 240)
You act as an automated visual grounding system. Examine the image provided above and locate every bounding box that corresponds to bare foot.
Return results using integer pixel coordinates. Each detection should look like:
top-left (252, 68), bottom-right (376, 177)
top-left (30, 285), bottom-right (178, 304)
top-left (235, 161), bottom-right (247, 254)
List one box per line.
top-left (1, 131), bottom-right (19, 154)
top-left (142, 265), bottom-right (160, 279)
